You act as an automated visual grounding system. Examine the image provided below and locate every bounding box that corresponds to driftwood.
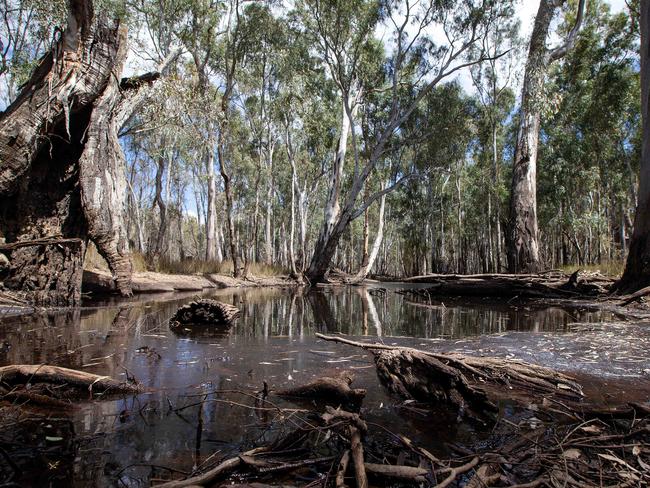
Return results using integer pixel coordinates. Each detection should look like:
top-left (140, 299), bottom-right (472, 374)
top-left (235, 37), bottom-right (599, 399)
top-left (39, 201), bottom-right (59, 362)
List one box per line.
top-left (169, 299), bottom-right (240, 332)
top-left (315, 334), bottom-right (583, 417)
top-left (275, 373), bottom-right (366, 407)
top-left (155, 447), bottom-right (268, 488)
top-left (0, 364), bottom-right (141, 406)
top-left (322, 406), bottom-right (368, 488)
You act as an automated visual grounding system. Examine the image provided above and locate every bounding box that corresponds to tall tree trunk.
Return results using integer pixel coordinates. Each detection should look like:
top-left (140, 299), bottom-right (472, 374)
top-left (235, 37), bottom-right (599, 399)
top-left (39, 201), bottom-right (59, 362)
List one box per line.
top-left (0, 0), bottom-right (138, 304)
top-left (507, 0), bottom-right (585, 273)
top-left (306, 97), bottom-right (354, 282)
top-left (152, 137), bottom-right (168, 258)
top-left (619, 1), bottom-right (650, 291)
top-left (205, 135), bottom-right (219, 262)
top-left (264, 143), bottom-right (275, 265)
top-left (354, 183), bottom-right (387, 281)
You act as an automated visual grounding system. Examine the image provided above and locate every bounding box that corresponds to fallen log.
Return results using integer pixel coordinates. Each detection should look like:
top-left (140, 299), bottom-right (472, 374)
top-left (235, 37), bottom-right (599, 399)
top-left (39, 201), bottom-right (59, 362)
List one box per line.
top-left (399, 271), bottom-right (612, 300)
top-left (169, 299), bottom-right (240, 332)
top-left (315, 334), bottom-right (583, 416)
top-left (0, 364), bottom-right (141, 406)
top-left (275, 374), bottom-right (366, 407)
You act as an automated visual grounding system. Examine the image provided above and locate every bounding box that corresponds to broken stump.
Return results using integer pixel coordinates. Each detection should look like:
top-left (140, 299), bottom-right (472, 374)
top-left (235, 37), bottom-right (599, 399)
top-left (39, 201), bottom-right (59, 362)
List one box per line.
top-left (169, 298), bottom-right (240, 333)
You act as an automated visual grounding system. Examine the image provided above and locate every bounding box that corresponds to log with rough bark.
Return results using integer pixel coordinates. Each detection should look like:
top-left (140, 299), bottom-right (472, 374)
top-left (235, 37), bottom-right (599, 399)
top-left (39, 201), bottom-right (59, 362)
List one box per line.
top-left (169, 299), bottom-right (240, 331)
top-left (0, 364), bottom-right (141, 406)
top-left (315, 334), bottom-right (584, 417)
top-left (0, 0), bottom-right (175, 306)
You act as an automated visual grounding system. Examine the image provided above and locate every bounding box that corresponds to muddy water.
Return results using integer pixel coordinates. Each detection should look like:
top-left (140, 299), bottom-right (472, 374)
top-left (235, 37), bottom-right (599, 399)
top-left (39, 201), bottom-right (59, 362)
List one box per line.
top-left (0, 285), bottom-right (649, 486)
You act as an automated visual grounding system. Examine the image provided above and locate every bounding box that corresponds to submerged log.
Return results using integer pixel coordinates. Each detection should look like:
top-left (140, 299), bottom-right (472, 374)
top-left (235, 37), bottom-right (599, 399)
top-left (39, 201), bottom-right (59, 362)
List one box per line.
top-left (315, 334), bottom-right (583, 417)
top-left (275, 373), bottom-right (366, 407)
top-left (0, 364), bottom-right (141, 406)
top-left (169, 299), bottom-right (240, 331)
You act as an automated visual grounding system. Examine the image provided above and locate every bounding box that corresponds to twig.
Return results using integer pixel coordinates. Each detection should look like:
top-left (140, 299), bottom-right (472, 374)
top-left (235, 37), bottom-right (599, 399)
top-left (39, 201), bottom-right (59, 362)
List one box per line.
top-left (433, 457), bottom-right (479, 488)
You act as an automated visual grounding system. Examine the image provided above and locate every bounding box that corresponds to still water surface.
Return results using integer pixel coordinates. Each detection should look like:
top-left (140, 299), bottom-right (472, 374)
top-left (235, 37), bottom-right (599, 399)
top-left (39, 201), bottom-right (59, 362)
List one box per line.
top-left (0, 285), bottom-right (648, 486)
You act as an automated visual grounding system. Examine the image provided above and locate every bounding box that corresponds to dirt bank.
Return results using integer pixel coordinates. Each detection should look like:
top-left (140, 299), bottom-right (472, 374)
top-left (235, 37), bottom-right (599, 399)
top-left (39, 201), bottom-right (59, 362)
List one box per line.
top-left (82, 269), bottom-right (301, 295)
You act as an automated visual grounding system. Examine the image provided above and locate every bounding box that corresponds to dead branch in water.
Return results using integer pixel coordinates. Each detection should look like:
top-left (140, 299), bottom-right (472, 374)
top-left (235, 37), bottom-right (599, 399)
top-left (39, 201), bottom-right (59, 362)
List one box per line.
top-left (0, 364), bottom-right (141, 406)
top-left (275, 373), bottom-right (366, 407)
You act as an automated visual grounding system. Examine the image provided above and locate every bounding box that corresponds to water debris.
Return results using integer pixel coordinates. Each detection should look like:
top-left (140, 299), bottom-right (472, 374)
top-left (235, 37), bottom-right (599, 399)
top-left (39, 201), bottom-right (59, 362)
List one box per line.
top-left (0, 364), bottom-right (141, 407)
top-left (169, 299), bottom-right (240, 331)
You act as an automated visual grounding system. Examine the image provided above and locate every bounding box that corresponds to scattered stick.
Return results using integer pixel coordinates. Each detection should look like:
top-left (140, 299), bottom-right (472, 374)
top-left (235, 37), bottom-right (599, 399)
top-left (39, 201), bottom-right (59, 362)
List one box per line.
top-left (364, 463), bottom-right (428, 482)
top-left (336, 450), bottom-right (350, 488)
top-left (154, 447), bottom-right (267, 488)
top-left (433, 457), bottom-right (479, 488)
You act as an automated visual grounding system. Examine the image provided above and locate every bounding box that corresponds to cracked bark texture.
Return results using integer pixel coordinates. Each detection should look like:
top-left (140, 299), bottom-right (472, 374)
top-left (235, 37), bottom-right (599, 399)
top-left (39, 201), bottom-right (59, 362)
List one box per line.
top-left (0, 0), bottom-right (134, 304)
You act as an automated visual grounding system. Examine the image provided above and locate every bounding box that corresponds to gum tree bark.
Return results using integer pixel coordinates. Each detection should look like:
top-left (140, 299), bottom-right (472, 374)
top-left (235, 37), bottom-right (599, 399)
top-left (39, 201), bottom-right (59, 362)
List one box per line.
top-left (507, 0), bottom-right (585, 273)
top-left (0, 0), bottom-right (168, 304)
top-left (618, 1), bottom-right (650, 292)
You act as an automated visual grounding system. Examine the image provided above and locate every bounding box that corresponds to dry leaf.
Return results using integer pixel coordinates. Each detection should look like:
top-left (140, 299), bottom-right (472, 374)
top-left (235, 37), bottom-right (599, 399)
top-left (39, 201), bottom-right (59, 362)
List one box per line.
top-left (597, 453), bottom-right (640, 473)
top-left (563, 449), bottom-right (582, 460)
top-left (579, 424), bottom-right (602, 434)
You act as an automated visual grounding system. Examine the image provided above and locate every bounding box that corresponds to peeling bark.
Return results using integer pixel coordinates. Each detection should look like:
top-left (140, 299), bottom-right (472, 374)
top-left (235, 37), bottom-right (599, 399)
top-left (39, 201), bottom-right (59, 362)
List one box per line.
top-left (0, 0), bottom-right (161, 304)
top-left (507, 0), bottom-right (585, 273)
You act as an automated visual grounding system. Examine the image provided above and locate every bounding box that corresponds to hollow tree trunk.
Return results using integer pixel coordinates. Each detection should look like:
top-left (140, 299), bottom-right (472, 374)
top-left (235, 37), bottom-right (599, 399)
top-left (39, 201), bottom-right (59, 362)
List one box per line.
top-left (0, 0), bottom-right (137, 304)
top-left (619, 2), bottom-right (650, 292)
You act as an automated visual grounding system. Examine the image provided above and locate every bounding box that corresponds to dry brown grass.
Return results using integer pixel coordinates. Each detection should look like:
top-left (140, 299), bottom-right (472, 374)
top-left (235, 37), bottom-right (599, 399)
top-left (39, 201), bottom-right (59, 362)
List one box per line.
top-left (559, 260), bottom-right (625, 278)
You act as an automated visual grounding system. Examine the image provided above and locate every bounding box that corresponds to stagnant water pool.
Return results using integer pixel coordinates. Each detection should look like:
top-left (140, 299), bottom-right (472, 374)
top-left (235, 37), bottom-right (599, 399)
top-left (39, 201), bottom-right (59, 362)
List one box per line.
top-left (1, 285), bottom-right (649, 486)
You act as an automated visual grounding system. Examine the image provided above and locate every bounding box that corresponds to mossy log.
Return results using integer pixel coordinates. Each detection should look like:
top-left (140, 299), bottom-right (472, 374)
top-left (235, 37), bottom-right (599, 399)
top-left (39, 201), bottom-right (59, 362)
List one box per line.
top-left (169, 299), bottom-right (240, 331)
top-left (0, 364), bottom-right (141, 406)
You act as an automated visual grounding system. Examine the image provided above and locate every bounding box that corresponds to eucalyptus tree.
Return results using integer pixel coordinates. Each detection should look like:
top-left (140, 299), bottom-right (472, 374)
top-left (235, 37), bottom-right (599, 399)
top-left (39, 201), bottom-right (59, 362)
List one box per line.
top-left (470, 9), bottom-right (520, 272)
top-left (0, 0), bottom-right (66, 105)
top-left (538, 1), bottom-right (640, 268)
top-left (507, 0), bottom-right (586, 273)
top-left (297, 0), bottom-right (517, 283)
top-left (617, 0), bottom-right (650, 292)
